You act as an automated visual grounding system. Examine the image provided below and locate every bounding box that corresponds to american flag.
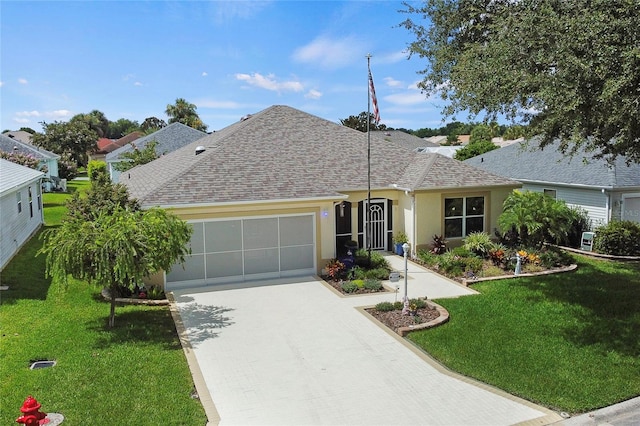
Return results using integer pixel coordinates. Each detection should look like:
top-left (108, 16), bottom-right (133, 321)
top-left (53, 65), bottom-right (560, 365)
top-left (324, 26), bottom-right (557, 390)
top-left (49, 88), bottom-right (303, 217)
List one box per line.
top-left (368, 69), bottom-right (380, 125)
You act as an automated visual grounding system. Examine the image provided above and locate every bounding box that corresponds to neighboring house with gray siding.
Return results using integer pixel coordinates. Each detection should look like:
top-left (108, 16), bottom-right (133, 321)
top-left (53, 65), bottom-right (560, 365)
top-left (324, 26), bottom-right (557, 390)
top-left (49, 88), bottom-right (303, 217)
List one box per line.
top-left (106, 123), bottom-right (207, 182)
top-left (0, 159), bottom-right (44, 270)
top-left (465, 140), bottom-right (640, 227)
top-left (0, 134), bottom-right (60, 191)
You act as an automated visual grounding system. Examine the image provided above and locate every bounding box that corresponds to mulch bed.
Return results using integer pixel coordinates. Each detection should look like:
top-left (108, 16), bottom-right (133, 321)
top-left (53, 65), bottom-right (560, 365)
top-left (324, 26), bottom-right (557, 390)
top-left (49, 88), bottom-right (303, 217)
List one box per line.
top-left (365, 305), bottom-right (440, 331)
top-left (323, 278), bottom-right (389, 295)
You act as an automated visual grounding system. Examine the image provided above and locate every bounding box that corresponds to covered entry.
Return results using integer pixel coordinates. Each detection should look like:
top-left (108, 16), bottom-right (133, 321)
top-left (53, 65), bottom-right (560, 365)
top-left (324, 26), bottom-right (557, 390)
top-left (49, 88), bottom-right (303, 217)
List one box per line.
top-left (166, 214), bottom-right (316, 290)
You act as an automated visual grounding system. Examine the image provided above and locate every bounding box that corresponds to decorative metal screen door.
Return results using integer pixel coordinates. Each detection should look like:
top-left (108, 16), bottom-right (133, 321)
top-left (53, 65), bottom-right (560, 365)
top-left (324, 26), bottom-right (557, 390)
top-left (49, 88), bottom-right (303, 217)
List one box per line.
top-left (364, 200), bottom-right (386, 250)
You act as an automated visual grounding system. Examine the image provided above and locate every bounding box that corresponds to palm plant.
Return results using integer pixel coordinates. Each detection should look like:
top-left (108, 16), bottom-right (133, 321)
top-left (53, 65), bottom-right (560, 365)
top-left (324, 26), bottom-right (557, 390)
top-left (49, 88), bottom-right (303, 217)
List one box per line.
top-left (165, 98), bottom-right (208, 132)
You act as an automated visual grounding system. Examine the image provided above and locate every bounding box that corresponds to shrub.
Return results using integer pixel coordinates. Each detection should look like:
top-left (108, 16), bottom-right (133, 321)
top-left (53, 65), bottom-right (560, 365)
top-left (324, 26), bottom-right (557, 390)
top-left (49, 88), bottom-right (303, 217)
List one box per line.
top-left (88, 160), bottom-right (108, 183)
top-left (538, 246), bottom-right (574, 268)
top-left (354, 249), bottom-right (391, 270)
top-left (341, 281), bottom-right (358, 293)
top-left (410, 298), bottom-right (427, 309)
top-left (325, 259), bottom-right (346, 281)
top-left (479, 265), bottom-right (505, 277)
top-left (392, 231), bottom-right (408, 244)
top-left (593, 221), bottom-right (640, 256)
top-left (564, 207), bottom-right (592, 248)
top-left (352, 279), bottom-right (365, 289)
top-left (375, 301), bottom-right (395, 312)
top-left (451, 246), bottom-right (474, 257)
top-left (349, 266), bottom-right (367, 280)
top-left (417, 249), bottom-right (439, 267)
top-left (363, 279), bottom-right (382, 291)
top-left (146, 285), bottom-right (165, 300)
top-left (488, 244), bottom-right (508, 267)
top-left (365, 267), bottom-right (391, 280)
top-left (430, 234), bottom-right (447, 254)
top-left (463, 231), bottom-right (494, 258)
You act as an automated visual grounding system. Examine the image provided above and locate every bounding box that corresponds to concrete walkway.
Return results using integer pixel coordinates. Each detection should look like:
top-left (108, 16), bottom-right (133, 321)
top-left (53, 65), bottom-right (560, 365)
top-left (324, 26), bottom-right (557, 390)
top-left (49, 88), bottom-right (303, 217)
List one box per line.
top-left (170, 254), bottom-right (562, 425)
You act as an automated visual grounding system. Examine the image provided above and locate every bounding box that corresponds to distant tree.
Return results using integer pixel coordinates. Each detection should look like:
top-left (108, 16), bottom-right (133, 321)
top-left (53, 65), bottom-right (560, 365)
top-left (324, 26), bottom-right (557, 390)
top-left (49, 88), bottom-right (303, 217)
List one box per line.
top-left (57, 152), bottom-right (78, 180)
top-left (108, 118), bottom-right (140, 139)
top-left (140, 116), bottom-right (167, 133)
top-left (71, 110), bottom-right (110, 138)
top-left (19, 127), bottom-right (37, 134)
top-left (454, 140), bottom-right (499, 161)
top-left (339, 111), bottom-right (387, 132)
top-left (165, 98), bottom-right (207, 132)
top-left (469, 125), bottom-right (492, 144)
top-left (503, 125), bottom-right (526, 141)
top-left (113, 141), bottom-right (160, 172)
top-left (32, 120), bottom-right (97, 167)
top-left (401, 0), bottom-right (640, 163)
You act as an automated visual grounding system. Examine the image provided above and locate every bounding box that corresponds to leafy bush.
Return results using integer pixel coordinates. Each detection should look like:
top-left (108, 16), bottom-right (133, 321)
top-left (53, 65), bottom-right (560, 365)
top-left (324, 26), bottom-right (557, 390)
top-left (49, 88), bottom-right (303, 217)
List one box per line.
top-left (354, 249), bottom-right (391, 270)
top-left (352, 279), bottom-right (365, 289)
top-left (363, 279), bottom-right (382, 290)
top-left (593, 221), bottom-right (640, 256)
top-left (451, 246), bottom-right (474, 257)
top-left (341, 281), bottom-right (358, 293)
top-left (365, 267), bottom-right (391, 280)
top-left (538, 246), bottom-right (574, 268)
top-left (430, 234), bottom-right (447, 254)
top-left (417, 249), bottom-right (439, 267)
top-left (479, 265), bottom-right (505, 277)
top-left (349, 266), bottom-right (367, 280)
top-left (88, 160), bottom-right (108, 183)
top-left (325, 259), bottom-right (346, 281)
top-left (375, 301), bottom-right (395, 312)
top-left (146, 285), bottom-right (166, 300)
top-left (393, 231), bottom-right (408, 244)
top-left (564, 207), bottom-right (592, 248)
top-left (410, 298), bottom-right (428, 309)
top-left (463, 232), bottom-right (494, 258)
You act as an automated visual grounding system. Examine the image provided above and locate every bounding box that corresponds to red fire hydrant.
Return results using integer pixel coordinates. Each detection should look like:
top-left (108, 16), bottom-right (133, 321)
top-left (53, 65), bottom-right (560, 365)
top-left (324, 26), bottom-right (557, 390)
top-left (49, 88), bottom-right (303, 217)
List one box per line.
top-left (16, 395), bottom-right (48, 425)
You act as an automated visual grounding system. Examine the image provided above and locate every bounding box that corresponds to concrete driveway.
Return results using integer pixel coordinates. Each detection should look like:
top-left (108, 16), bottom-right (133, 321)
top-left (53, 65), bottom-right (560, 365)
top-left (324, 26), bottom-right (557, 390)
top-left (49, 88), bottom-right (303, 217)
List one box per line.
top-left (171, 258), bottom-right (561, 426)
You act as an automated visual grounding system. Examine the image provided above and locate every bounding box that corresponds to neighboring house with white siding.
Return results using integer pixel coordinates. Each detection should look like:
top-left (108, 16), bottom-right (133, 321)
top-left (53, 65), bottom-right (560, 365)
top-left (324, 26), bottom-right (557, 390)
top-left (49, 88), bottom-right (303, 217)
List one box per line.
top-left (465, 140), bottom-right (640, 227)
top-left (0, 159), bottom-right (44, 270)
top-left (0, 134), bottom-right (60, 191)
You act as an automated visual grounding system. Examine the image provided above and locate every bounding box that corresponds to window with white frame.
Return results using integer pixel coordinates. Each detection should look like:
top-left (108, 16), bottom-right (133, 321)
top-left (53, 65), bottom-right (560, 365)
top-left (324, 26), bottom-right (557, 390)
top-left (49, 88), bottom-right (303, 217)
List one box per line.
top-left (544, 189), bottom-right (557, 199)
top-left (17, 191), bottom-right (22, 213)
top-left (28, 186), bottom-right (33, 218)
top-left (444, 196), bottom-right (485, 238)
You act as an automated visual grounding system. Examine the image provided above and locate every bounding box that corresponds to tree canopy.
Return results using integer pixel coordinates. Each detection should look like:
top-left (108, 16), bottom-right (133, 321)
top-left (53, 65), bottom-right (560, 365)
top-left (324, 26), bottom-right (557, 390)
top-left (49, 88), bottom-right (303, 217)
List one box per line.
top-left (165, 98), bottom-right (207, 132)
top-left (32, 120), bottom-right (98, 167)
top-left (113, 141), bottom-right (160, 172)
top-left (339, 111), bottom-right (387, 132)
top-left (401, 0), bottom-right (640, 163)
top-left (140, 116), bottom-right (167, 133)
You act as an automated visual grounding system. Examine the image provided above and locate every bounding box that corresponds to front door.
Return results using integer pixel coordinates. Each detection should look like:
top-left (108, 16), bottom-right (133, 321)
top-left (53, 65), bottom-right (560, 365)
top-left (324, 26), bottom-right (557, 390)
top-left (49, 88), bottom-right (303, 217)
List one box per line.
top-left (360, 199), bottom-right (389, 251)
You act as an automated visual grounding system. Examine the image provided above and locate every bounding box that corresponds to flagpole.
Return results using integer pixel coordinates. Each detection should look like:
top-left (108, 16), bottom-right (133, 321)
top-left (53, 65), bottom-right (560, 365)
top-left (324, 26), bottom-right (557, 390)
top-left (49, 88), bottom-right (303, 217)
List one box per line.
top-left (366, 53), bottom-right (372, 266)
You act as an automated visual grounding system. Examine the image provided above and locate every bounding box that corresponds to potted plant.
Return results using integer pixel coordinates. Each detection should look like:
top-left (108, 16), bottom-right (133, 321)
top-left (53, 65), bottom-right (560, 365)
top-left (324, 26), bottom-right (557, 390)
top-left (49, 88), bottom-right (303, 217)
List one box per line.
top-left (392, 231), bottom-right (408, 255)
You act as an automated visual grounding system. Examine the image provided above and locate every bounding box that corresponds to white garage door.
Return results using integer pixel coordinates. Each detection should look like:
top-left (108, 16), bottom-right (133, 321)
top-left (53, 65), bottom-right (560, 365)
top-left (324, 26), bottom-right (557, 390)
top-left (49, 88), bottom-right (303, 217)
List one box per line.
top-left (166, 214), bottom-right (316, 290)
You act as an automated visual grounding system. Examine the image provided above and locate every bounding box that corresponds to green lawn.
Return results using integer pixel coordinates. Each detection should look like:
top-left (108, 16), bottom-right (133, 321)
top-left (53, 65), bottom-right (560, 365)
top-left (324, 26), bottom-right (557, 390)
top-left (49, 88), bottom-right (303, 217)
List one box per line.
top-left (0, 181), bottom-right (206, 424)
top-left (409, 256), bottom-right (640, 414)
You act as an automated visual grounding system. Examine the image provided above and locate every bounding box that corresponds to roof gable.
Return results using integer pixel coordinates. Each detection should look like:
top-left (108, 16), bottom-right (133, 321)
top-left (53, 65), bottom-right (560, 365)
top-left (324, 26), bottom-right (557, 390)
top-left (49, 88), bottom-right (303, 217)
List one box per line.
top-left (0, 158), bottom-right (44, 195)
top-left (465, 139), bottom-right (640, 188)
top-left (0, 134), bottom-right (59, 160)
top-left (106, 123), bottom-right (207, 161)
top-left (122, 105), bottom-right (518, 207)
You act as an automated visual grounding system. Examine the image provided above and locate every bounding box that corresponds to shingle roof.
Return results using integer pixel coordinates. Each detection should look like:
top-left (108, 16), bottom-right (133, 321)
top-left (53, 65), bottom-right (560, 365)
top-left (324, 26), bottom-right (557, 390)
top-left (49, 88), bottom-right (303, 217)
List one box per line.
top-left (0, 158), bottom-right (44, 196)
top-left (464, 139), bottom-right (640, 189)
top-left (122, 105), bottom-right (518, 207)
top-left (370, 130), bottom-right (439, 150)
top-left (0, 134), bottom-right (59, 160)
top-left (106, 123), bottom-right (207, 161)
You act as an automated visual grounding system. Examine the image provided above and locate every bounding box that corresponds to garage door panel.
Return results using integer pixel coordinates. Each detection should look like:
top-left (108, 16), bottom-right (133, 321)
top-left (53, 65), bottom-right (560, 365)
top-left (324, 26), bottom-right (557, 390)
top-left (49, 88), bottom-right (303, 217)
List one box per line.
top-left (244, 218), bottom-right (278, 249)
top-left (206, 252), bottom-right (243, 278)
top-left (188, 223), bottom-right (205, 254)
top-left (280, 245), bottom-right (314, 271)
top-left (166, 214), bottom-right (315, 289)
top-left (280, 216), bottom-right (314, 245)
top-left (205, 220), bottom-right (242, 252)
top-left (244, 248), bottom-right (279, 274)
top-left (167, 254), bottom-right (205, 282)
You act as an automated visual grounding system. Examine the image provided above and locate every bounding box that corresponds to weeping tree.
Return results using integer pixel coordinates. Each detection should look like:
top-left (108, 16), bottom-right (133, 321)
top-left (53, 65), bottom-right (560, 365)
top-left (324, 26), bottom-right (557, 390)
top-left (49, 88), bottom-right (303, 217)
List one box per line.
top-left (39, 207), bottom-right (192, 327)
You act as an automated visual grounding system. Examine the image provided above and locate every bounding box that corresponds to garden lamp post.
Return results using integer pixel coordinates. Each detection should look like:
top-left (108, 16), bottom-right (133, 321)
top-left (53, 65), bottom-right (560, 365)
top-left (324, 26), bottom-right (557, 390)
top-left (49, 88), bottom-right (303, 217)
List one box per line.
top-left (402, 242), bottom-right (410, 315)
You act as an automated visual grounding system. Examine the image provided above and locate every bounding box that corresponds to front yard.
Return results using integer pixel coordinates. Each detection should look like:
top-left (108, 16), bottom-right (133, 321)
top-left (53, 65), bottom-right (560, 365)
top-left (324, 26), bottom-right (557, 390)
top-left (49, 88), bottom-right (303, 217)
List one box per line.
top-left (409, 255), bottom-right (640, 414)
top-left (0, 181), bottom-right (206, 424)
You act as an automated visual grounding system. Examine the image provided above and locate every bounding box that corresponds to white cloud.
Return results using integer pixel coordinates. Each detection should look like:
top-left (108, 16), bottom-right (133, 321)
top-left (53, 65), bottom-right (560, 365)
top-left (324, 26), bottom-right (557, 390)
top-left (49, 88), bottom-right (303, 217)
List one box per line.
top-left (292, 36), bottom-right (365, 69)
top-left (196, 99), bottom-right (243, 109)
top-left (13, 118), bottom-right (30, 124)
top-left (384, 91), bottom-right (429, 106)
top-left (16, 110), bottom-right (41, 117)
top-left (305, 89), bottom-right (322, 99)
top-left (0, 81), bottom-right (4, 87)
top-left (18, 78), bottom-right (28, 85)
top-left (134, 81), bottom-right (143, 86)
top-left (213, 1), bottom-right (271, 23)
top-left (47, 110), bottom-right (72, 118)
top-left (202, 72), bottom-right (208, 77)
top-left (377, 50), bottom-right (409, 64)
top-left (235, 73), bottom-right (303, 92)
top-left (384, 77), bottom-right (403, 88)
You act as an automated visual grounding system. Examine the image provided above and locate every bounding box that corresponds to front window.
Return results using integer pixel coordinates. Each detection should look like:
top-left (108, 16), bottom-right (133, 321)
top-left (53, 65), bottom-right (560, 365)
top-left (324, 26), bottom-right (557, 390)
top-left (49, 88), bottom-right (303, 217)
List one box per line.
top-left (17, 192), bottom-right (22, 214)
top-left (544, 189), bottom-right (557, 199)
top-left (444, 196), bottom-right (485, 238)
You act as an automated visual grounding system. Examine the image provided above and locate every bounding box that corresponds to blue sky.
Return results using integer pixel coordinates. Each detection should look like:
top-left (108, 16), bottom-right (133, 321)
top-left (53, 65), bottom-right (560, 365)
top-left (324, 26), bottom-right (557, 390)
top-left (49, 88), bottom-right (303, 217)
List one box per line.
top-left (1, 1), bottom-right (453, 133)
